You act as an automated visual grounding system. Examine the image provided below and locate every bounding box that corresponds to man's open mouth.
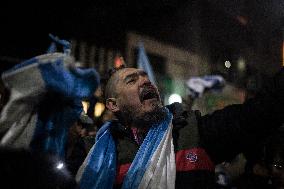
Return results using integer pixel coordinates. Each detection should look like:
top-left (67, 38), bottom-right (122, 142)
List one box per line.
top-left (139, 86), bottom-right (159, 102)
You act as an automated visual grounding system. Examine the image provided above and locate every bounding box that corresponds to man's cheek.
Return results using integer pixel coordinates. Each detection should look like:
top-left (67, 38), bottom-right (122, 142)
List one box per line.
top-left (127, 95), bottom-right (140, 104)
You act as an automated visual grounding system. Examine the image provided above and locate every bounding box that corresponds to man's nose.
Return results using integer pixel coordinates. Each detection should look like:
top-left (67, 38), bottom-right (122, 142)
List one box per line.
top-left (139, 75), bottom-right (151, 85)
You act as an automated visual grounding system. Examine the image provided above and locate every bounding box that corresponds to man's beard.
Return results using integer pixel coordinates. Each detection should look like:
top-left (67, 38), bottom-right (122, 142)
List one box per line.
top-left (120, 104), bottom-right (167, 129)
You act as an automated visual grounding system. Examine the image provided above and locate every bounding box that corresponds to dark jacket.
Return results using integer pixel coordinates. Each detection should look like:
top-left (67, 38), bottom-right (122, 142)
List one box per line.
top-left (112, 68), bottom-right (284, 189)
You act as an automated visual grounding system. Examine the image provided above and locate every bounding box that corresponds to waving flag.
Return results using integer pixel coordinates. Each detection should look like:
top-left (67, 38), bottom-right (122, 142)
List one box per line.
top-left (137, 43), bottom-right (156, 85)
top-left (0, 36), bottom-right (100, 158)
top-left (186, 75), bottom-right (225, 98)
top-left (76, 108), bottom-right (176, 189)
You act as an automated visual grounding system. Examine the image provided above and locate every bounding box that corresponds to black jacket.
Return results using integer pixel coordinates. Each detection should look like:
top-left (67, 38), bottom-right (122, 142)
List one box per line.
top-left (113, 68), bottom-right (284, 189)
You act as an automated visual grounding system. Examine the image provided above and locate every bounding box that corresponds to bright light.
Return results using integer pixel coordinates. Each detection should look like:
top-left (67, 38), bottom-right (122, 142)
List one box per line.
top-left (224, 61), bottom-right (231, 68)
top-left (82, 101), bottom-right (89, 114)
top-left (56, 162), bottom-right (64, 170)
top-left (168, 94), bottom-right (182, 104)
top-left (237, 58), bottom-right (246, 71)
top-left (94, 102), bottom-right (105, 117)
top-left (114, 56), bottom-right (124, 68)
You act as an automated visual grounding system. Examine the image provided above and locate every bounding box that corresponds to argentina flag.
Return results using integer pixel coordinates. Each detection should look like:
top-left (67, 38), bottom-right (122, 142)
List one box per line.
top-left (76, 108), bottom-right (176, 189)
top-left (0, 41), bottom-right (99, 158)
top-left (186, 75), bottom-right (225, 98)
top-left (137, 43), bottom-right (156, 85)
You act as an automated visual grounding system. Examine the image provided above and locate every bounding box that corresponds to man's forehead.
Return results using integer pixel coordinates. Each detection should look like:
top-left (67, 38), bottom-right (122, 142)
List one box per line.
top-left (116, 68), bottom-right (144, 80)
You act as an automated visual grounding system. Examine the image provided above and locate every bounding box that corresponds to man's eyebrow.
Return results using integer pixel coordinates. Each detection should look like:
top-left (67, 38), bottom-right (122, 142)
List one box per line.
top-left (123, 71), bottom-right (148, 82)
top-left (139, 70), bottom-right (147, 76)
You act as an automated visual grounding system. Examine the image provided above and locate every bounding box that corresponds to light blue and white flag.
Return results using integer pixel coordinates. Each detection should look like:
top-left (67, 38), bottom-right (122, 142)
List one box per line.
top-left (186, 75), bottom-right (225, 98)
top-left (76, 108), bottom-right (176, 189)
top-left (137, 43), bottom-right (156, 85)
top-left (0, 37), bottom-right (100, 158)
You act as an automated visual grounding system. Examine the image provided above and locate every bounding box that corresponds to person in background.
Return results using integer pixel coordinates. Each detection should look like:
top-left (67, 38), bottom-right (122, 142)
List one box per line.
top-left (65, 112), bottom-right (96, 176)
top-left (0, 35), bottom-right (100, 187)
top-left (0, 35), bottom-right (99, 157)
top-left (231, 126), bottom-right (284, 189)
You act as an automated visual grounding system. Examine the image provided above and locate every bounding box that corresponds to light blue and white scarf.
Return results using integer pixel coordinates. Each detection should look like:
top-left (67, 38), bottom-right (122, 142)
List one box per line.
top-left (76, 108), bottom-right (176, 189)
top-left (0, 36), bottom-right (99, 158)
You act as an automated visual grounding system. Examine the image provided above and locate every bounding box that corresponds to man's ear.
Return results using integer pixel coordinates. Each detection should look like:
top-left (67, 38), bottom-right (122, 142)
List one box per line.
top-left (106, 98), bottom-right (119, 112)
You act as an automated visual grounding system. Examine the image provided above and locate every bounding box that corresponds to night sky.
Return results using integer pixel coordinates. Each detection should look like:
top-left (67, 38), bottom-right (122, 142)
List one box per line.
top-left (0, 0), bottom-right (283, 73)
top-left (0, 1), bottom-right (184, 58)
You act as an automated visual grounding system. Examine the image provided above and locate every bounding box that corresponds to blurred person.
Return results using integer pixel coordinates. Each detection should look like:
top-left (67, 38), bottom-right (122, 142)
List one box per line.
top-left (65, 112), bottom-right (97, 176)
top-left (232, 158), bottom-right (272, 189)
top-left (0, 35), bottom-right (99, 159)
top-left (215, 72), bottom-right (274, 189)
top-left (76, 65), bottom-right (284, 189)
top-left (0, 35), bottom-right (100, 188)
top-left (231, 127), bottom-right (284, 189)
top-left (215, 154), bottom-right (247, 188)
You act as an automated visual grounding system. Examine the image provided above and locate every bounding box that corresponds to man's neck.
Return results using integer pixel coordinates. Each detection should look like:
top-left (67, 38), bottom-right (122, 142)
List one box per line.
top-left (130, 126), bottom-right (149, 146)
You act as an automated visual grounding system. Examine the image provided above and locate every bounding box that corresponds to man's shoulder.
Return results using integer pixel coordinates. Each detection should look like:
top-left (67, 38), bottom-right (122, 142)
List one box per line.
top-left (166, 102), bottom-right (201, 150)
top-left (166, 102), bottom-right (201, 128)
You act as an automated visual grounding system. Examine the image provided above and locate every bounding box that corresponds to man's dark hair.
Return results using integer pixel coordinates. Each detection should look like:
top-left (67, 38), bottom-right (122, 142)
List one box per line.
top-left (104, 64), bottom-right (126, 100)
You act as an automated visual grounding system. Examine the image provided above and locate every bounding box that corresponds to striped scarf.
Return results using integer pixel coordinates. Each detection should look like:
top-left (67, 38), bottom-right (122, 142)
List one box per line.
top-left (76, 108), bottom-right (176, 189)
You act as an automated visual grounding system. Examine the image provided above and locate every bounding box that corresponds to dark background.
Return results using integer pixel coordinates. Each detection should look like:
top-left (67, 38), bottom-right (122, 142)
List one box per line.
top-left (0, 0), bottom-right (283, 84)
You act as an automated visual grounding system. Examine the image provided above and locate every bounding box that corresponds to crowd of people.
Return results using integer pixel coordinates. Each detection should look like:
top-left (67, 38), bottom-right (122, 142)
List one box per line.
top-left (0, 36), bottom-right (283, 189)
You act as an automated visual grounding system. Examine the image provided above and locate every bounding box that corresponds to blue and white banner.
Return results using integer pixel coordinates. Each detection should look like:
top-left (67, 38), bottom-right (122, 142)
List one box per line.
top-left (76, 108), bottom-right (176, 189)
top-left (137, 43), bottom-right (156, 85)
top-left (0, 52), bottom-right (99, 158)
top-left (186, 75), bottom-right (225, 98)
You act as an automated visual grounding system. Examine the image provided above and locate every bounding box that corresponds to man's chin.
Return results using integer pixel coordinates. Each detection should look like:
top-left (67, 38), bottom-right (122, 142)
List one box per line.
top-left (135, 105), bottom-right (167, 127)
top-left (119, 100), bottom-right (165, 127)
top-left (142, 98), bottom-right (162, 111)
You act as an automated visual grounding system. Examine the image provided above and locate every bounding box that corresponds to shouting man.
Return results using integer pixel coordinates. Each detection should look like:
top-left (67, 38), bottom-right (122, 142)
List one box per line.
top-left (77, 66), bottom-right (284, 189)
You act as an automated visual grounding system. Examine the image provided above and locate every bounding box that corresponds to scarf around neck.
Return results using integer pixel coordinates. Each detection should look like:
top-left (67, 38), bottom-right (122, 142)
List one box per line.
top-left (76, 107), bottom-right (176, 189)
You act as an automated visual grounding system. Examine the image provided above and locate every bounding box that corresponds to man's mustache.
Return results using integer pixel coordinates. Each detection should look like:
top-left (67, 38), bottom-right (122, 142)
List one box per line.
top-left (139, 84), bottom-right (159, 101)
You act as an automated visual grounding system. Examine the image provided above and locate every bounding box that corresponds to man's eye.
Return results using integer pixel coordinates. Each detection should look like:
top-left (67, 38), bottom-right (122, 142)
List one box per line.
top-left (127, 79), bottom-right (135, 84)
